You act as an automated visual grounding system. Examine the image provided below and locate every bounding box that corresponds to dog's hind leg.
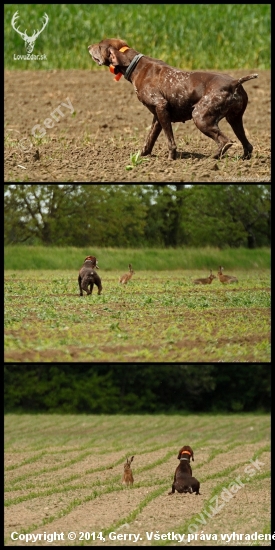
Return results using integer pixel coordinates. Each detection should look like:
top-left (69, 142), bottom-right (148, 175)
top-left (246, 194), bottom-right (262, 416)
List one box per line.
top-left (78, 275), bottom-right (83, 297)
top-left (192, 110), bottom-right (233, 159)
top-left (88, 282), bottom-right (94, 295)
top-left (192, 94), bottom-right (234, 159)
top-left (81, 275), bottom-right (92, 295)
top-left (168, 484), bottom-right (176, 495)
top-left (226, 112), bottom-right (253, 159)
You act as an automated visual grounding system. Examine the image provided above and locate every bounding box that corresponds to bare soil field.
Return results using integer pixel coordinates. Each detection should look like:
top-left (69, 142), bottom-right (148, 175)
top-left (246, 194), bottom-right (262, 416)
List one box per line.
top-left (4, 69), bottom-right (270, 182)
top-left (4, 414), bottom-right (270, 546)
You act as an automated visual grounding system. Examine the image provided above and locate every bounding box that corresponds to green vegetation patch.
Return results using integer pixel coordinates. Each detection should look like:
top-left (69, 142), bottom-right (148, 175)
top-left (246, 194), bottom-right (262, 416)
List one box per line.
top-left (4, 269), bottom-right (270, 362)
top-left (5, 4), bottom-right (270, 70)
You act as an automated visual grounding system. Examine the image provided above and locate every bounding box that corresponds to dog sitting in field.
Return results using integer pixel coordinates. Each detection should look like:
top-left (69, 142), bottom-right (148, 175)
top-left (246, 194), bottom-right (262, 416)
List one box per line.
top-left (78, 255), bottom-right (102, 296)
top-left (168, 445), bottom-right (200, 495)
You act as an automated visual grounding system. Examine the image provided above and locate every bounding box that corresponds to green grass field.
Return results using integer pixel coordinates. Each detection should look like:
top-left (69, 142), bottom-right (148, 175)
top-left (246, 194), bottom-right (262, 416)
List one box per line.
top-left (4, 267), bottom-right (270, 362)
top-left (4, 246), bottom-right (271, 270)
top-left (4, 4), bottom-right (270, 70)
top-left (4, 413), bottom-right (271, 546)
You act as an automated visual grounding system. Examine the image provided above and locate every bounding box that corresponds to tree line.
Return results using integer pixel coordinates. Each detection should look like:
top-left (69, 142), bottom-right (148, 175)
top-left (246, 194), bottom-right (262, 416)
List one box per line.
top-left (4, 365), bottom-right (270, 414)
top-left (4, 184), bottom-right (270, 248)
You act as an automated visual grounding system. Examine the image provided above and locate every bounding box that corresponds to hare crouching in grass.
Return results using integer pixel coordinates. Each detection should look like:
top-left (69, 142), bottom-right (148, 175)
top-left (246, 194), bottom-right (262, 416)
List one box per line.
top-left (119, 264), bottom-right (135, 284)
top-left (122, 456), bottom-right (134, 486)
top-left (193, 270), bottom-right (216, 285)
top-left (217, 266), bottom-right (238, 284)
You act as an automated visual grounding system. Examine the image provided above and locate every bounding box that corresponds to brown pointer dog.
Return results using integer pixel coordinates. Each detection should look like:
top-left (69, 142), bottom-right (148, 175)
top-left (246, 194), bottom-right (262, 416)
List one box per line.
top-left (88, 38), bottom-right (258, 160)
top-left (169, 445), bottom-right (200, 495)
top-left (78, 256), bottom-right (102, 297)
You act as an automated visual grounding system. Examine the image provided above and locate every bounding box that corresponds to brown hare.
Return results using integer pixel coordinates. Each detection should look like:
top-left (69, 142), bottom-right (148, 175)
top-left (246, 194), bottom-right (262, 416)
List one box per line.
top-left (122, 456), bottom-right (134, 486)
top-left (217, 266), bottom-right (238, 284)
top-left (119, 264), bottom-right (135, 284)
top-left (193, 270), bottom-right (216, 285)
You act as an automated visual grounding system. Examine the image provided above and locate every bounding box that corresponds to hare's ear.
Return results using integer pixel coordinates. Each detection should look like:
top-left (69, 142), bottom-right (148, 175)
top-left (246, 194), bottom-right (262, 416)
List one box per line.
top-left (129, 264), bottom-right (132, 269)
top-left (130, 455), bottom-right (134, 463)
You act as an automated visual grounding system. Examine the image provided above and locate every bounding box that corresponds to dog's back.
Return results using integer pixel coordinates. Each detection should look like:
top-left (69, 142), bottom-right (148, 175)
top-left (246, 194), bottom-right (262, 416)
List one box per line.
top-left (176, 445), bottom-right (194, 475)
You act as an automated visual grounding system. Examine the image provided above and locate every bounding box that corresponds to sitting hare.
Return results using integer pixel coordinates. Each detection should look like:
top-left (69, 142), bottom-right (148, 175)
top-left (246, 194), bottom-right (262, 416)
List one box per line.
top-left (217, 266), bottom-right (238, 284)
top-left (122, 456), bottom-right (134, 486)
top-left (193, 270), bottom-right (216, 285)
top-left (119, 264), bottom-right (135, 284)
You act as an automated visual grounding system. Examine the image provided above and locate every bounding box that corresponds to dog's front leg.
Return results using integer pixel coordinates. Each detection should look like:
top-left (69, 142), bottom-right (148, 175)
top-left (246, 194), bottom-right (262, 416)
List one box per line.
top-left (155, 100), bottom-right (177, 159)
top-left (168, 484), bottom-right (176, 495)
top-left (141, 115), bottom-right (162, 157)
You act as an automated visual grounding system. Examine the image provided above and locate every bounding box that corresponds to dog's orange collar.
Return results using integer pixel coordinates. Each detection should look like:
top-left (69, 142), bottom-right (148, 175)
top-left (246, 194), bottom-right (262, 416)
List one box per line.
top-left (110, 46), bottom-right (129, 81)
top-left (181, 450), bottom-right (191, 456)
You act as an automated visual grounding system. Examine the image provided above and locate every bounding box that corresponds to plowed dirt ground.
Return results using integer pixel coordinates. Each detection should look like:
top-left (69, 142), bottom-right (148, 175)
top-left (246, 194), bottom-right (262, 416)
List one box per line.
top-left (5, 414), bottom-right (271, 546)
top-left (4, 69), bottom-right (270, 182)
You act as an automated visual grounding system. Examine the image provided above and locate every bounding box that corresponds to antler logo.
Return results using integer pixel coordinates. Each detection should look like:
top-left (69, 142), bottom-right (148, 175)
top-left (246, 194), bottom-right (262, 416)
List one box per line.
top-left (11, 11), bottom-right (49, 54)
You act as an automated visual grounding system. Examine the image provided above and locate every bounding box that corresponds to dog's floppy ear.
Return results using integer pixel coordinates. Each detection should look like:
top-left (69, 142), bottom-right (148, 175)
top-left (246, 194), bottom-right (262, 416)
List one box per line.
top-left (109, 47), bottom-right (129, 67)
top-left (108, 47), bottom-right (120, 66)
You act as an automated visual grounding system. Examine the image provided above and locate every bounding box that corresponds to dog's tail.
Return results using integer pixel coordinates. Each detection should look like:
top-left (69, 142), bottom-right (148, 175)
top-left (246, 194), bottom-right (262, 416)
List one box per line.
top-left (236, 73), bottom-right (258, 88)
top-left (223, 73), bottom-right (258, 94)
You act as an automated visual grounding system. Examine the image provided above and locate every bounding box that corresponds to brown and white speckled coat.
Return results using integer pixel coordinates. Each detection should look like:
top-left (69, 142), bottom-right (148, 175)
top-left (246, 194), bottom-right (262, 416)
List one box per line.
top-left (89, 38), bottom-right (257, 160)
